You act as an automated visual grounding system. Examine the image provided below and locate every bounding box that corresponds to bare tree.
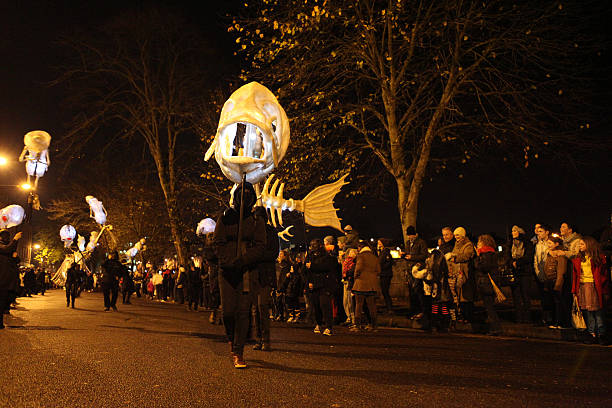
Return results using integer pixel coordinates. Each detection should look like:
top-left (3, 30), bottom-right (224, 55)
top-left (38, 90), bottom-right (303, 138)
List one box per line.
top-left (53, 7), bottom-right (219, 264)
top-left (234, 0), bottom-right (605, 244)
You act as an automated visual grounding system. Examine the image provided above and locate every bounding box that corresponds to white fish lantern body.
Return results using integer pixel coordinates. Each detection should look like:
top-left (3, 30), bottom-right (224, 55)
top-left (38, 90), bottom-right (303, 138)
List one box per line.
top-left (20, 130), bottom-right (51, 183)
top-left (205, 82), bottom-right (290, 184)
top-left (60, 225), bottom-right (77, 248)
top-left (86, 231), bottom-right (99, 251)
top-left (77, 235), bottom-right (86, 252)
top-left (196, 218), bottom-right (216, 236)
top-left (0, 205), bottom-right (26, 229)
top-left (85, 195), bottom-right (107, 225)
top-left (127, 247), bottom-right (139, 259)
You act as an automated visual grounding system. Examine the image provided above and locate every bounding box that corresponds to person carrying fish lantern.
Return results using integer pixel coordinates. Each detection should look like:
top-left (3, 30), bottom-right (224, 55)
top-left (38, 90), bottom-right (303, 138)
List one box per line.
top-left (19, 130), bottom-right (51, 189)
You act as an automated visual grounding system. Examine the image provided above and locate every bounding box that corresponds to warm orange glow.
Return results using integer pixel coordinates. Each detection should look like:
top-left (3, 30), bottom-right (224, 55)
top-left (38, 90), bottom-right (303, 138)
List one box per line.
top-left (33, 244), bottom-right (41, 249)
top-left (20, 183), bottom-right (32, 190)
top-left (0, 157), bottom-right (7, 166)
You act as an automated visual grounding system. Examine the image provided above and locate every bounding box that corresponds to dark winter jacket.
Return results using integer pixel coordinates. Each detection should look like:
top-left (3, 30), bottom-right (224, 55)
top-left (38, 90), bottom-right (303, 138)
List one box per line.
top-left (439, 238), bottom-right (455, 255)
top-left (0, 236), bottom-right (19, 290)
top-left (101, 258), bottom-right (124, 285)
top-left (305, 250), bottom-right (340, 291)
top-left (276, 259), bottom-right (292, 290)
top-left (284, 265), bottom-right (304, 298)
top-left (213, 208), bottom-right (266, 288)
top-left (378, 247), bottom-right (394, 278)
top-left (474, 251), bottom-right (498, 297)
top-left (65, 264), bottom-right (84, 286)
top-left (510, 234), bottom-right (535, 277)
top-left (255, 207), bottom-right (279, 288)
top-left (187, 267), bottom-right (203, 288)
top-left (405, 237), bottom-right (428, 268)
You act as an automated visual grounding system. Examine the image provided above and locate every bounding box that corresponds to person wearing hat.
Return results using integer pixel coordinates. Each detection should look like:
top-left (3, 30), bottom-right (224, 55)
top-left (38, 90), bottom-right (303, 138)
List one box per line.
top-left (343, 225), bottom-right (359, 250)
top-left (213, 181), bottom-right (266, 368)
top-left (446, 227), bottom-right (476, 324)
top-left (0, 230), bottom-right (22, 329)
top-left (404, 226), bottom-right (429, 321)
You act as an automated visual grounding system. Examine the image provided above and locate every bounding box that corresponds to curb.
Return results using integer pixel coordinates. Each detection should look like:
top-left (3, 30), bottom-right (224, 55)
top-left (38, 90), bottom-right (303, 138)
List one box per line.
top-left (376, 314), bottom-right (581, 341)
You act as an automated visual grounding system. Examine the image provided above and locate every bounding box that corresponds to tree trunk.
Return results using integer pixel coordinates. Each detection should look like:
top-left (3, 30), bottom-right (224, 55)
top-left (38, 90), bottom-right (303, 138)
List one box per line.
top-left (156, 166), bottom-right (187, 266)
top-left (396, 174), bottom-right (417, 247)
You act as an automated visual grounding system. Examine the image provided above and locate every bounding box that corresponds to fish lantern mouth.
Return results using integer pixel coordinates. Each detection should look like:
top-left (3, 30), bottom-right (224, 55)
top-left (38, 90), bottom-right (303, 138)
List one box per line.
top-left (207, 82), bottom-right (290, 185)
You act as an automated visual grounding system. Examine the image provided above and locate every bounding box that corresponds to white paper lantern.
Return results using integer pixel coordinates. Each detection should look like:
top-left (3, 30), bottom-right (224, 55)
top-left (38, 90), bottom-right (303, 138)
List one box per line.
top-left (196, 218), bottom-right (216, 236)
top-left (0, 205), bottom-right (26, 229)
top-left (60, 225), bottom-right (76, 247)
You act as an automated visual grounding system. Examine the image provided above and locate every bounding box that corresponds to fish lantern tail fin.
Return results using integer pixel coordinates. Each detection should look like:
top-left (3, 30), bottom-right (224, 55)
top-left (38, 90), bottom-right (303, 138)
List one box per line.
top-left (301, 174), bottom-right (349, 232)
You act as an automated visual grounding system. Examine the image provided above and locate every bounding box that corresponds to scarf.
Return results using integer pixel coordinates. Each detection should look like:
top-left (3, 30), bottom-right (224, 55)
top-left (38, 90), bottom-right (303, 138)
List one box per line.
top-left (512, 239), bottom-right (525, 259)
top-left (477, 246), bottom-right (496, 256)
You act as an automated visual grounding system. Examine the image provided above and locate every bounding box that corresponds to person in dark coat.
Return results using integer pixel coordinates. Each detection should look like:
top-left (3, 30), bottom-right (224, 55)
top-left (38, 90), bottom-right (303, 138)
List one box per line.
top-left (203, 232), bottom-right (221, 324)
top-left (65, 261), bottom-right (83, 308)
top-left (377, 238), bottom-right (394, 313)
top-left (213, 181), bottom-right (266, 369)
top-left (187, 262), bottom-right (203, 311)
top-left (23, 267), bottom-right (36, 297)
top-left (474, 234), bottom-right (502, 335)
top-left (121, 264), bottom-right (135, 305)
top-left (274, 250), bottom-right (292, 321)
top-left (305, 238), bottom-right (340, 336)
top-left (509, 226), bottom-right (535, 323)
top-left (0, 230), bottom-right (22, 328)
top-left (252, 206), bottom-right (279, 352)
top-left (404, 226), bottom-right (429, 320)
top-left (101, 251), bottom-right (124, 311)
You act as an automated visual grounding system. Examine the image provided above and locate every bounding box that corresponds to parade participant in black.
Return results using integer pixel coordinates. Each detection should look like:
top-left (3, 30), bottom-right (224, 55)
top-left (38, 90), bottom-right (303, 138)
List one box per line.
top-left (65, 261), bottom-right (83, 308)
top-left (305, 238), bottom-right (340, 336)
top-left (213, 181), bottom-right (266, 369)
top-left (0, 230), bottom-right (22, 329)
top-left (121, 263), bottom-right (135, 305)
top-left (187, 262), bottom-right (203, 311)
top-left (203, 232), bottom-right (222, 324)
top-left (101, 251), bottom-right (124, 311)
top-left (252, 206), bottom-right (279, 351)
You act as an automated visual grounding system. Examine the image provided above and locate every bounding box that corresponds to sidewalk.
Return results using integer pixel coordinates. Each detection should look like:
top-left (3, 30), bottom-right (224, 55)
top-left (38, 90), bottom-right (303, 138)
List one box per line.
top-left (375, 300), bottom-right (607, 342)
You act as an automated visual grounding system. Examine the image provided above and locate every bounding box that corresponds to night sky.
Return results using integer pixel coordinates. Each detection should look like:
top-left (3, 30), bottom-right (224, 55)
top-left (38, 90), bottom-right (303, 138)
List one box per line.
top-left (1, 0), bottom-right (611, 246)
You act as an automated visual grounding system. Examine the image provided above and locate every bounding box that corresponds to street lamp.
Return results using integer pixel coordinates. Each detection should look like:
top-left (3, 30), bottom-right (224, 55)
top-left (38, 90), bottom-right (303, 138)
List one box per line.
top-left (0, 156), bottom-right (7, 166)
top-left (33, 243), bottom-right (41, 250)
top-left (20, 182), bottom-right (32, 191)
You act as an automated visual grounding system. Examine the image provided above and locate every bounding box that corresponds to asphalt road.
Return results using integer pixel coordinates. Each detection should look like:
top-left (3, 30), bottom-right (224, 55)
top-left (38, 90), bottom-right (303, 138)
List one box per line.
top-left (1, 290), bottom-right (610, 408)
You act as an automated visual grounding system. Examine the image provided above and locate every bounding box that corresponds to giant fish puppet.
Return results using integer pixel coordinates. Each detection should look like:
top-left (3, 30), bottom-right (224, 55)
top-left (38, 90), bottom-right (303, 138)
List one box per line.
top-left (204, 82), bottom-right (348, 233)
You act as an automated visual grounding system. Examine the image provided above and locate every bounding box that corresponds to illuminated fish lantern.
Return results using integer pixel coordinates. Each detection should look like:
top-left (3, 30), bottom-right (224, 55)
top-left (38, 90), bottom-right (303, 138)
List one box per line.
top-left (126, 238), bottom-right (146, 260)
top-left (0, 205), bottom-right (26, 229)
top-left (205, 82), bottom-right (349, 232)
top-left (196, 218), bottom-right (216, 236)
top-left (60, 225), bottom-right (77, 248)
top-left (19, 130), bottom-right (51, 189)
top-left (77, 235), bottom-right (86, 252)
top-left (85, 195), bottom-right (107, 225)
top-left (205, 82), bottom-right (290, 184)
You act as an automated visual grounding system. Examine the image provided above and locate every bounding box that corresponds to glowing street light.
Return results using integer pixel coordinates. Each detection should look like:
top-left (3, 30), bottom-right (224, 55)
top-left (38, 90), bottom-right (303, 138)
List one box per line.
top-left (33, 243), bottom-right (41, 250)
top-left (0, 156), bottom-right (7, 166)
top-left (20, 182), bottom-right (32, 191)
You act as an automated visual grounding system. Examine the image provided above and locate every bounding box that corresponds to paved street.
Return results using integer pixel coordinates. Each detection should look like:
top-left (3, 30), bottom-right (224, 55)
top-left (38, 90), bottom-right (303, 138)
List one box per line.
top-left (1, 290), bottom-right (610, 408)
